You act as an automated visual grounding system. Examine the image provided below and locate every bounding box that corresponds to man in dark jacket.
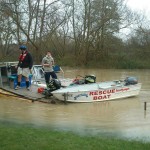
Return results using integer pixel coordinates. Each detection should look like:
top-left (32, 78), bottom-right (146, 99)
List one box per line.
top-left (15, 45), bottom-right (33, 90)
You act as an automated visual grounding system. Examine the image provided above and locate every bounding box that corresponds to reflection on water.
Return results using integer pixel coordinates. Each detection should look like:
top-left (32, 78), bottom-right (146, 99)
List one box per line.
top-left (0, 69), bottom-right (150, 142)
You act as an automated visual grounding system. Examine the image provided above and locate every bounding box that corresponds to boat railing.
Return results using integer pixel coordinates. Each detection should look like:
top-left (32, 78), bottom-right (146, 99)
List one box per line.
top-left (31, 65), bottom-right (45, 84)
top-left (0, 62), bottom-right (65, 88)
top-left (0, 68), bottom-right (3, 87)
top-left (0, 61), bottom-right (18, 67)
top-left (31, 65), bottom-right (64, 83)
top-left (0, 61), bottom-right (18, 87)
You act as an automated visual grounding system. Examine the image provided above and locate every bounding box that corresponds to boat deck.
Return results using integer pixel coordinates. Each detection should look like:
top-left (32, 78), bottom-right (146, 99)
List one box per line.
top-left (0, 62), bottom-right (68, 103)
top-left (1, 83), bottom-right (46, 101)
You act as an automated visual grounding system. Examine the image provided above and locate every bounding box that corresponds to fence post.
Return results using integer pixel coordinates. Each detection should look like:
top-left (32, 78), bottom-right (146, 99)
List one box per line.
top-left (144, 102), bottom-right (147, 111)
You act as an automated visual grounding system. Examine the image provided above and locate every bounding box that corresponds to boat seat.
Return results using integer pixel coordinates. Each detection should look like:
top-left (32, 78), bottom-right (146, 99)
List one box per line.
top-left (8, 74), bottom-right (32, 89)
top-left (53, 65), bottom-right (64, 78)
top-left (8, 75), bottom-right (17, 80)
top-left (53, 65), bottom-right (61, 73)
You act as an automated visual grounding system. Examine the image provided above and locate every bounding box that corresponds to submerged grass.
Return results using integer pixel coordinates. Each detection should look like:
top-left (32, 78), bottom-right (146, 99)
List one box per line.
top-left (0, 122), bottom-right (150, 150)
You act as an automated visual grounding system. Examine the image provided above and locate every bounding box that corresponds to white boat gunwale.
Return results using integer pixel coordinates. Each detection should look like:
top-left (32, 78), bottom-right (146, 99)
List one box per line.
top-left (51, 81), bottom-right (142, 103)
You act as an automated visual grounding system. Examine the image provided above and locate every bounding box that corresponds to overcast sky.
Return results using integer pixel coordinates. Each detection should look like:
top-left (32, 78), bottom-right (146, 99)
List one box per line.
top-left (118, 0), bottom-right (150, 39)
top-left (127, 0), bottom-right (150, 19)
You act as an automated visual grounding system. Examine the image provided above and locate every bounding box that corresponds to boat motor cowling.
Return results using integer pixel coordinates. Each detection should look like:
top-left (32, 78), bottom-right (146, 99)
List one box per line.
top-left (48, 79), bottom-right (61, 92)
top-left (124, 77), bottom-right (138, 85)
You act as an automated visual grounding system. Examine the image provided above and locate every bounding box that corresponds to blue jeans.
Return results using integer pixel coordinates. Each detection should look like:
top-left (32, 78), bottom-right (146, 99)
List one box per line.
top-left (44, 71), bottom-right (57, 84)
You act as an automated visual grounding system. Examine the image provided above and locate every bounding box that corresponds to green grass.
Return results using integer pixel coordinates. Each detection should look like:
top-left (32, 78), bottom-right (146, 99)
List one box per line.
top-left (0, 122), bottom-right (150, 150)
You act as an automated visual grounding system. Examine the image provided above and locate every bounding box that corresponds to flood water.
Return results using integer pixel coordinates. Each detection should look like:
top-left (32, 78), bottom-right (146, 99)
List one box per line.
top-left (0, 68), bottom-right (150, 142)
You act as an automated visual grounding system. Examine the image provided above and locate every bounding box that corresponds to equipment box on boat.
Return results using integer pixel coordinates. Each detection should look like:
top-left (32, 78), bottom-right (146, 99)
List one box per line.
top-left (8, 74), bottom-right (32, 89)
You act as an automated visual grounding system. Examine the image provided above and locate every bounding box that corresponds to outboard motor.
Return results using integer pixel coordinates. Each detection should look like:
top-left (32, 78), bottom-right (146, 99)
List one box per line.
top-left (124, 77), bottom-right (138, 85)
top-left (85, 75), bottom-right (96, 84)
top-left (43, 79), bottom-right (61, 98)
top-left (47, 79), bottom-right (61, 92)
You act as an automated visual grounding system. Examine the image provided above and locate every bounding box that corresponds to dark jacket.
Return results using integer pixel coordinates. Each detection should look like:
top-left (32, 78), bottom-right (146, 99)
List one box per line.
top-left (18, 51), bottom-right (33, 69)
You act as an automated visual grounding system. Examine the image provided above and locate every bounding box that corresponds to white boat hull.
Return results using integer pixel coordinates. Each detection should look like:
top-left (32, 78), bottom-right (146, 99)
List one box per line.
top-left (51, 81), bottom-right (141, 103)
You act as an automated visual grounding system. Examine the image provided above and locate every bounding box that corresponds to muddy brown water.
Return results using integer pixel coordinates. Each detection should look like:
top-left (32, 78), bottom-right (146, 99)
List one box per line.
top-left (0, 68), bottom-right (150, 142)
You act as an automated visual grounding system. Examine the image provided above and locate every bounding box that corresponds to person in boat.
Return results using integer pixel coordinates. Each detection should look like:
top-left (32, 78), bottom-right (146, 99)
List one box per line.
top-left (42, 51), bottom-right (57, 87)
top-left (15, 45), bottom-right (33, 90)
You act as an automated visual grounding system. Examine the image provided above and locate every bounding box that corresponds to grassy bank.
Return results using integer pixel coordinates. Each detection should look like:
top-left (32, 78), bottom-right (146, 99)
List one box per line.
top-left (0, 122), bottom-right (150, 150)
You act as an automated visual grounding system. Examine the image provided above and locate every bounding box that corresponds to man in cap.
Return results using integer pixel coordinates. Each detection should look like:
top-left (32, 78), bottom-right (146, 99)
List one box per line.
top-left (15, 45), bottom-right (33, 90)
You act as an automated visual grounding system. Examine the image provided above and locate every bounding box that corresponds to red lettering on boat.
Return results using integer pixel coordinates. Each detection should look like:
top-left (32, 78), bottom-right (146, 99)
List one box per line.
top-left (93, 94), bottom-right (111, 100)
top-left (94, 91), bottom-right (98, 95)
top-left (98, 91), bottom-right (103, 95)
top-left (89, 92), bottom-right (94, 95)
top-left (93, 96), bottom-right (97, 100)
top-left (103, 90), bottom-right (106, 94)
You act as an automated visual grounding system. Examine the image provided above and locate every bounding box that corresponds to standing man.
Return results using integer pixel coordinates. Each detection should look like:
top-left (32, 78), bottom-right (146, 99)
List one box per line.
top-left (42, 51), bottom-right (57, 87)
top-left (15, 45), bottom-right (33, 90)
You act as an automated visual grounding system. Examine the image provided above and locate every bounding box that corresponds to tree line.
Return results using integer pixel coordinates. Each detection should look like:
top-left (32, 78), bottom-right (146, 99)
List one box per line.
top-left (0, 0), bottom-right (150, 68)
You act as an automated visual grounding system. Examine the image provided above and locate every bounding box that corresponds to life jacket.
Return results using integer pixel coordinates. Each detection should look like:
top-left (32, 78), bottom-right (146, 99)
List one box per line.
top-left (19, 51), bottom-right (28, 62)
